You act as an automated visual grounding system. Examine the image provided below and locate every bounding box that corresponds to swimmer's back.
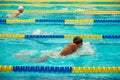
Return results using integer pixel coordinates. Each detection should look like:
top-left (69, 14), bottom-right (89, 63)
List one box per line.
top-left (12, 11), bottom-right (20, 18)
top-left (60, 43), bottom-right (78, 56)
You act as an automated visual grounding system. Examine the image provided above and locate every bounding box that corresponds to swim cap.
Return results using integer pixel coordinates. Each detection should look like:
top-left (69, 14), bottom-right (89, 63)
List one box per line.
top-left (18, 6), bottom-right (24, 10)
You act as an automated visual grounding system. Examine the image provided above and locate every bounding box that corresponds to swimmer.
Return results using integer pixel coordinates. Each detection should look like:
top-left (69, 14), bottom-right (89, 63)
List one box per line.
top-left (12, 6), bottom-right (24, 18)
top-left (59, 36), bottom-right (83, 56)
top-left (14, 36), bottom-right (83, 63)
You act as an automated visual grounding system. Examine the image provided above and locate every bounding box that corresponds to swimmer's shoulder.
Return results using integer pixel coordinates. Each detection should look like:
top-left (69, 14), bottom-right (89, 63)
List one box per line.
top-left (12, 11), bottom-right (20, 17)
top-left (70, 42), bottom-right (78, 52)
top-left (69, 42), bottom-right (77, 47)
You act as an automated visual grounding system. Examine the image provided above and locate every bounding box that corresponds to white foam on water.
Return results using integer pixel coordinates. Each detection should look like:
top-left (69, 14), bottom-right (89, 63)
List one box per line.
top-left (33, 29), bottom-right (41, 35)
top-left (13, 50), bottom-right (38, 58)
top-left (40, 47), bottom-right (63, 58)
top-left (93, 7), bottom-right (98, 10)
top-left (75, 42), bottom-right (95, 56)
top-left (6, 14), bottom-right (12, 18)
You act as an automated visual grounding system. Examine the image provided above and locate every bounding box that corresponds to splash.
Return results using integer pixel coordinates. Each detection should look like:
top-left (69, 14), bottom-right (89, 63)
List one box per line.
top-left (6, 14), bottom-right (12, 18)
top-left (62, 8), bottom-right (68, 10)
top-left (33, 29), bottom-right (41, 35)
top-left (75, 42), bottom-right (95, 56)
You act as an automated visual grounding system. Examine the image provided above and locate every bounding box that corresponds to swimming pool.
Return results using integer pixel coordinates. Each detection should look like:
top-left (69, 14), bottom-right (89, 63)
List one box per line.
top-left (0, 0), bottom-right (120, 80)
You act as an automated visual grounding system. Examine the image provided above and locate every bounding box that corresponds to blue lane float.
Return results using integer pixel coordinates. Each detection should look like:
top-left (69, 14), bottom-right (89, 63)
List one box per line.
top-left (13, 66), bottom-right (72, 73)
top-left (36, 19), bottom-right (65, 22)
top-left (25, 35), bottom-right (64, 39)
top-left (94, 20), bottom-right (120, 23)
top-left (103, 35), bottom-right (120, 39)
top-left (0, 19), bottom-right (6, 24)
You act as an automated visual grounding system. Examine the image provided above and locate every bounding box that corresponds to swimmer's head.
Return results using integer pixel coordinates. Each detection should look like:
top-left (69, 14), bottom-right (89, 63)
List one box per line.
top-left (18, 6), bottom-right (24, 13)
top-left (73, 36), bottom-right (83, 47)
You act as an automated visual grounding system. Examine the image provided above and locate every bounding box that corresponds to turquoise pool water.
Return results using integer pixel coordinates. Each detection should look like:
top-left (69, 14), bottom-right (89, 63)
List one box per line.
top-left (0, 1), bottom-right (120, 80)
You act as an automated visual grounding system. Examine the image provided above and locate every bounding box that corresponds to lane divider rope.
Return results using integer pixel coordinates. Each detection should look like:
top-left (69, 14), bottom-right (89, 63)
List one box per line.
top-left (1, 0), bottom-right (120, 2)
top-left (0, 34), bottom-right (120, 39)
top-left (0, 10), bottom-right (120, 14)
top-left (0, 19), bottom-right (120, 24)
top-left (0, 66), bottom-right (120, 73)
top-left (0, 4), bottom-right (120, 7)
